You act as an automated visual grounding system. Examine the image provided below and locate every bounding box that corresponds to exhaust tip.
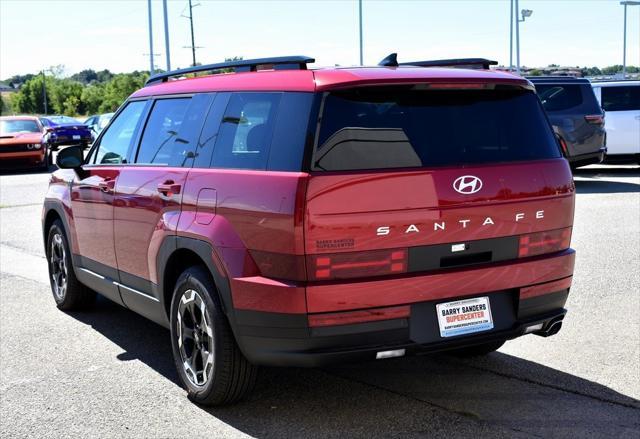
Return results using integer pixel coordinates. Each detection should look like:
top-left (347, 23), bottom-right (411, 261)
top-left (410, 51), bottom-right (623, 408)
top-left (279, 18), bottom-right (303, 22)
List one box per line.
top-left (534, 317), bottom-right (564, 338)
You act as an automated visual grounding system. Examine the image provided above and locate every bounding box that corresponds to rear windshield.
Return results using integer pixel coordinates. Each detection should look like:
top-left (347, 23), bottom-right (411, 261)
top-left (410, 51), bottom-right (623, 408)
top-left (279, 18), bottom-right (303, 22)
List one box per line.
top-left (313, 86), bottom-right (560, 171)
top-left (535, 84), bottom-right (583, 111)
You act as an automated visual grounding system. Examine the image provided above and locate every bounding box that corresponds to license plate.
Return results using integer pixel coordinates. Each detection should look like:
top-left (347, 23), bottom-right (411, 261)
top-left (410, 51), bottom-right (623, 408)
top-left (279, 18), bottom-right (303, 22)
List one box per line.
top-left (436, 296), bottom-right (493, 338)
top-left (73, 135), bottom-right (81, 140)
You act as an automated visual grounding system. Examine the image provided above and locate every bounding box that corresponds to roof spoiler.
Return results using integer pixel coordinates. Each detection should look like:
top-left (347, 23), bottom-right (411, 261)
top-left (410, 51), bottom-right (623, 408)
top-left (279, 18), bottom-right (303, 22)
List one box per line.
top-left (145, 56), bottom-right (315, 86)
top-left (378, 53), bottom-right (497, 70)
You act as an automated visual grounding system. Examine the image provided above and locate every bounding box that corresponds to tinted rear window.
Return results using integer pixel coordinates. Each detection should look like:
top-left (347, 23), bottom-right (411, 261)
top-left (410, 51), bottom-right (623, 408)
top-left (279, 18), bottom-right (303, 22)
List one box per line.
top-left (601, 86), bottom-right (640, 111)
top-left (313, 86), bottom-right (560, 171)
top-left (535, 84), bottom-right (583, 111)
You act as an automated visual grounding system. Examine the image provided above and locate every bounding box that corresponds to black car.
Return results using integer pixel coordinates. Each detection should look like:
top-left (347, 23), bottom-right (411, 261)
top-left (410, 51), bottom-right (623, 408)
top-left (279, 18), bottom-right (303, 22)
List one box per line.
top-left (529, 77), bottom-right (606, 169)
top-left (40, 116), bottom-right (93, 150)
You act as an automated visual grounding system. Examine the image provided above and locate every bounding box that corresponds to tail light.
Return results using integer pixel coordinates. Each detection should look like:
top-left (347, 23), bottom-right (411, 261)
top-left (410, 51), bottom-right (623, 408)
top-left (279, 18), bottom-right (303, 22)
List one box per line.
top-left (518, 227), bottom-right (572, 258)
top-left (308, 248), bottom-right (408, 281)
top-left (584, 114), bottom-right (605, 125)
top-left (308, 305), bottom-right (410, 327)
top-left (558, 137), bottom-right (569, 156)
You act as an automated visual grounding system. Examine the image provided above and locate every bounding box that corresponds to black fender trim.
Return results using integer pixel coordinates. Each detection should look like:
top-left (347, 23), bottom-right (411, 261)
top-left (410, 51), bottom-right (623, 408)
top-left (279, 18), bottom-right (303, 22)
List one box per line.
top-left (42, 200), bottom-right (72, 254)
top-left (157, 236), bottom-right (240, 336)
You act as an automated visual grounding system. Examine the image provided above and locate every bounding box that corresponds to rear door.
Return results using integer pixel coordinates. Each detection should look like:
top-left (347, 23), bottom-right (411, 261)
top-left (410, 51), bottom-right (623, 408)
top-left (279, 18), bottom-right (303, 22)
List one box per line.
top-left (113, 94), bottom-right (212, 319)
top-left (597, 84), bottom-right (640, 155)
top-left (71, 100), bottom-right (149, 304)
top-left (305, 85), bottom-right (574, 281)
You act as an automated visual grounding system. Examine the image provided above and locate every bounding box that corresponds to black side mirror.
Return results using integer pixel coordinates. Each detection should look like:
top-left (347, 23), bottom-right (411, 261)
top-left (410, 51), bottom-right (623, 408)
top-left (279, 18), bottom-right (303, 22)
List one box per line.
top-left (56, 145), bottom-right (84, 169)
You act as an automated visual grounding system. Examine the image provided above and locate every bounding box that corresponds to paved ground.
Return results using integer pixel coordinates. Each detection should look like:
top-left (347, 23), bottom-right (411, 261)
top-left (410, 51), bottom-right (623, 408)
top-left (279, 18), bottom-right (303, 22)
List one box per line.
top-left (0, 164), bottom-right (639, 438)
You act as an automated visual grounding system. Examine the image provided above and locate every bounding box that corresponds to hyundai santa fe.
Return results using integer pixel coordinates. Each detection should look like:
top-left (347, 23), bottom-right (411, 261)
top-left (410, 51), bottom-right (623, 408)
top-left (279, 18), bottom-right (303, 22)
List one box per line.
top-left (43, 55), bottom-right (576, 406)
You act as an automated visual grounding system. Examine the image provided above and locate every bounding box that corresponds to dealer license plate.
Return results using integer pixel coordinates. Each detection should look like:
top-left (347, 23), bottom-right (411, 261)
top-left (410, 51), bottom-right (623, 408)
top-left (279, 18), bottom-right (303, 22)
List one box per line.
top-left (72, 135), bottom-right (81, 140)
top-left (436, 296), bottom-right (493, 338)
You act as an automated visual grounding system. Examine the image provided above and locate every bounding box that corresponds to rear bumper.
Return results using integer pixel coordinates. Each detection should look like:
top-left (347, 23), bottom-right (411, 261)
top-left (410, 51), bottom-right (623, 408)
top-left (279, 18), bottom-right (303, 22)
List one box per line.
top-left (235, 298), bottom-right (568, 367)
top-left (231, 250), bottom-right (575, 367)
top-left (568, 147), bottom-right (606, 168)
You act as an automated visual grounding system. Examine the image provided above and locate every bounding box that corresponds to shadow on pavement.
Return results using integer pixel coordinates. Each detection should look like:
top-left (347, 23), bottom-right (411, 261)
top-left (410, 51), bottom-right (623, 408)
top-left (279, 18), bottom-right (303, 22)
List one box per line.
top-left (0, 164), bottom-right (55, 176)
top-left (68, 296), bottom-right (640, 438)
top-left (574, 179), bottom-right (640, 194)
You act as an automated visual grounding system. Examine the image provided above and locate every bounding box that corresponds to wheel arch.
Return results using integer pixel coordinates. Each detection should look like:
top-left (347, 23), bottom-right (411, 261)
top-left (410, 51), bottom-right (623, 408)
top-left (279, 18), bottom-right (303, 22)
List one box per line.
top-left (42, 201), bottom-right (73, 254)
top-left (157, 236), bottom-right (235, 325)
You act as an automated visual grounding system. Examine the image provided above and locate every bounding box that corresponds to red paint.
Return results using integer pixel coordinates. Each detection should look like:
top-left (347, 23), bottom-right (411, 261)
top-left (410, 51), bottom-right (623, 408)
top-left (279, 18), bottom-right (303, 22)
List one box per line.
top-left (305, 159), bottom-right (574, 253)
top-left (113, 167), bottom-right (187, 284)
top-left (308, 305), bottom-right (410, 327)
top-left (520, 276), bottom-right (573, 300)
top-left (231, 276), bottom-right (306, 314)
top-left (131, 67), bottom-right (530, 98)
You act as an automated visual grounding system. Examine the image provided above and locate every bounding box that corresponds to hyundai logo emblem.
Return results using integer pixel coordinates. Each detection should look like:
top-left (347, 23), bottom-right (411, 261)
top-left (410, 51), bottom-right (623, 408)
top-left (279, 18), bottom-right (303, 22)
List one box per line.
top-left (453, 175), bottom-right (483, 194)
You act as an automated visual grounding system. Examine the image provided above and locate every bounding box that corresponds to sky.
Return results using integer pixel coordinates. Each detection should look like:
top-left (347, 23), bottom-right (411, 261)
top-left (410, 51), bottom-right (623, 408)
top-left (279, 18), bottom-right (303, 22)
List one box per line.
top-left (1, 0), bottom-right (639, 79)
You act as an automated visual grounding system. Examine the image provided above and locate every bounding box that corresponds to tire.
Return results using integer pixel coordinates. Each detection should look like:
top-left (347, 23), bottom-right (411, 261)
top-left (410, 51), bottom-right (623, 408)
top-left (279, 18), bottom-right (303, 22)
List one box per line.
top-left (170, 266), bottom-right (257, 406)
top-left (447, 340), bottom-right (506, 358)
top-left (46, 219), bottom-right (95, 310)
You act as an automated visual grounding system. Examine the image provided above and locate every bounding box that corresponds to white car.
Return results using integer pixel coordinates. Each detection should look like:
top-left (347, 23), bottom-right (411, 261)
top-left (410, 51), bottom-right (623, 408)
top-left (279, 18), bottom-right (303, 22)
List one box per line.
top-left (591, 80), bottom-right (639, 163)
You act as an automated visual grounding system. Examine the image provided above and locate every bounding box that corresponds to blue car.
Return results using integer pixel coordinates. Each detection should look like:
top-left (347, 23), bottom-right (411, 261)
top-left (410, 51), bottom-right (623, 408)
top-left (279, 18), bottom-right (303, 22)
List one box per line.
top-left (40, 116), bottom-right (93, 150)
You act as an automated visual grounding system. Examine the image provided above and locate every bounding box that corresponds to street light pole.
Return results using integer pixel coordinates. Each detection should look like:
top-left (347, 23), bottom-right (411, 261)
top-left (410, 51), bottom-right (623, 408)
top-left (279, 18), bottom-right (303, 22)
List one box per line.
top-left (509, 0), bottom-right (514, 71)
top-left (515, 0), bottom-right (520, 74)
top-left (515, 4), bottom-right (533, 75)
top-left (147, 0), bottom-right (154, 75)
top-left (359, 0), bottom-right (363, 66)
top-left (620, 2), bottom-right (640, 77)
top-left (163, 0), bottom-right (171, 71)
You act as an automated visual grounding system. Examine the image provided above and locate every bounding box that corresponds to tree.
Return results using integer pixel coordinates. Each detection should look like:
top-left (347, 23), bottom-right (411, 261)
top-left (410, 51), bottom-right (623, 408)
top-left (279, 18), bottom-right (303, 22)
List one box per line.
top-left (81, 83), bottom-right (106, 114)
top-left (98, 72), bottom-right (148, 112)
top-left (12, 75), bottom-right (48, 114)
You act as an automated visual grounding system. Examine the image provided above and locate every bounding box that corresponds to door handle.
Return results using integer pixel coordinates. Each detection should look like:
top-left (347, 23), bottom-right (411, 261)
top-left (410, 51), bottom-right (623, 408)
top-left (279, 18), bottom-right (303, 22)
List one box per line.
top-left (98, 179), bottom-right (115, 193)
top-left (157, 180), bottom-right (182, 196)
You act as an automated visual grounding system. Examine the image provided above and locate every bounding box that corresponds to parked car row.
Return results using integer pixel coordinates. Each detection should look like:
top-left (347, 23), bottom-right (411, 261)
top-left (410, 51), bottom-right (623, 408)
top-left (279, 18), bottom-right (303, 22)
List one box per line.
top-left (0, 112), bottom-right (113, 171)
top-left (529, 77), bottom-right (639, 168)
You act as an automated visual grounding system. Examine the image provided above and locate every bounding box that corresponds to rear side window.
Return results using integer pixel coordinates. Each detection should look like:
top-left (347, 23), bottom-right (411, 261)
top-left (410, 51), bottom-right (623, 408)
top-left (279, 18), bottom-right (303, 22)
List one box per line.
top-left (210, 92), bottom-right (281, 170)
top-left (314, 86), bottom-right (560, 171)
top-left (535, 84), bottom-right (583, 111)
top-left (136, 98), bottom-right (191, 165)
top-left (94, 100), bottom-right (146, 164)
top-left (601, 86), bottom-right (640, 111)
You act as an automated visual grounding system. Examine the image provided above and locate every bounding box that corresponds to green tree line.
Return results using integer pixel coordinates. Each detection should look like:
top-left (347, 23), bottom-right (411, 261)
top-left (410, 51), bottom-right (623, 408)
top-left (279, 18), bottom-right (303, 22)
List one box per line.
top-left (4, 69), bottom-right (148, 116)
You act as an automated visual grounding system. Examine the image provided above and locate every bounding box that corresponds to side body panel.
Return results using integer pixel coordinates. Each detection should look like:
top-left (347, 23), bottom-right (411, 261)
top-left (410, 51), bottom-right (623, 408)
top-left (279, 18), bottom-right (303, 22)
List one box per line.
top-left (113, 166), bottom-right (188, 318)
top-left (593, 84), bottom-right (640, 155)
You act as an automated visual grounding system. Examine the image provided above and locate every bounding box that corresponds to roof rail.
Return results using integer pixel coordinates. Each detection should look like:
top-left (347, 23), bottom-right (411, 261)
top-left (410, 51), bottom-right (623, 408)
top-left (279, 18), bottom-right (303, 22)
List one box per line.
top-left (377, 54), bottom-right (497, 70)
top-left (145, 55), bottom-right (315, 86)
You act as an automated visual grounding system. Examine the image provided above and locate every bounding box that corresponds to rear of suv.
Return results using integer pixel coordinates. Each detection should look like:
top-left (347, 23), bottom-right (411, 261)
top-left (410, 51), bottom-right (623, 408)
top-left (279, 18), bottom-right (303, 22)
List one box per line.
top-left (43, 56), bottom-right (576, 406)
top-left (529, 76), bottom-right (606, 169)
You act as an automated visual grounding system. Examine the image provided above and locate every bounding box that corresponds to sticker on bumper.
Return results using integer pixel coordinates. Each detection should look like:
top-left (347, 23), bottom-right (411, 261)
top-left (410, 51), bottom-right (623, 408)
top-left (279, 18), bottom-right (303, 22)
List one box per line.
top-left (436, 296), bottom-right (493, 338)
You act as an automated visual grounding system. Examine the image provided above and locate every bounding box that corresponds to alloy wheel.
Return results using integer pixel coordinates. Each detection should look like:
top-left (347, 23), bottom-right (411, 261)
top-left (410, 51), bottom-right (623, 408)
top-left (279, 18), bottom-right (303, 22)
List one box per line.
top-left (50, 233), bottom-right (67, 300)
top-left (176, 289), bottom-right (215, 387)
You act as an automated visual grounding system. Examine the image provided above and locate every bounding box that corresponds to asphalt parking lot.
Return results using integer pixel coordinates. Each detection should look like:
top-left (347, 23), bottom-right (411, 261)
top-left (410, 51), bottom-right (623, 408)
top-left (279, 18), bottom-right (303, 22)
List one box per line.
top-left (0, 164), bottom-right (639, 438)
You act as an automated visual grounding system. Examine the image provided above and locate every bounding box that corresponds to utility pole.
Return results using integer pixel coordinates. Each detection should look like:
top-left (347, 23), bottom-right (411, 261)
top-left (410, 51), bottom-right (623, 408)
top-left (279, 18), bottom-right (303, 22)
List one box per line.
top-left (163, 0), bottom-right (171, 71)
top-left (41, 70), bottom-right (48, 115)
top-left (358, 0), bottom-right (363, 66)
top-left (147, 0), bottom-right (155, 75)
top-left (187, 0), bottom-right (198, 66)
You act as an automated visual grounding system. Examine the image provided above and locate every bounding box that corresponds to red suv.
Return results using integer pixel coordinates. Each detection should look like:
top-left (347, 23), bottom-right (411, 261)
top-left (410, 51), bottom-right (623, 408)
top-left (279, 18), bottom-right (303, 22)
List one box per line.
top-left (43, 55), bottom-right (575, 406)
